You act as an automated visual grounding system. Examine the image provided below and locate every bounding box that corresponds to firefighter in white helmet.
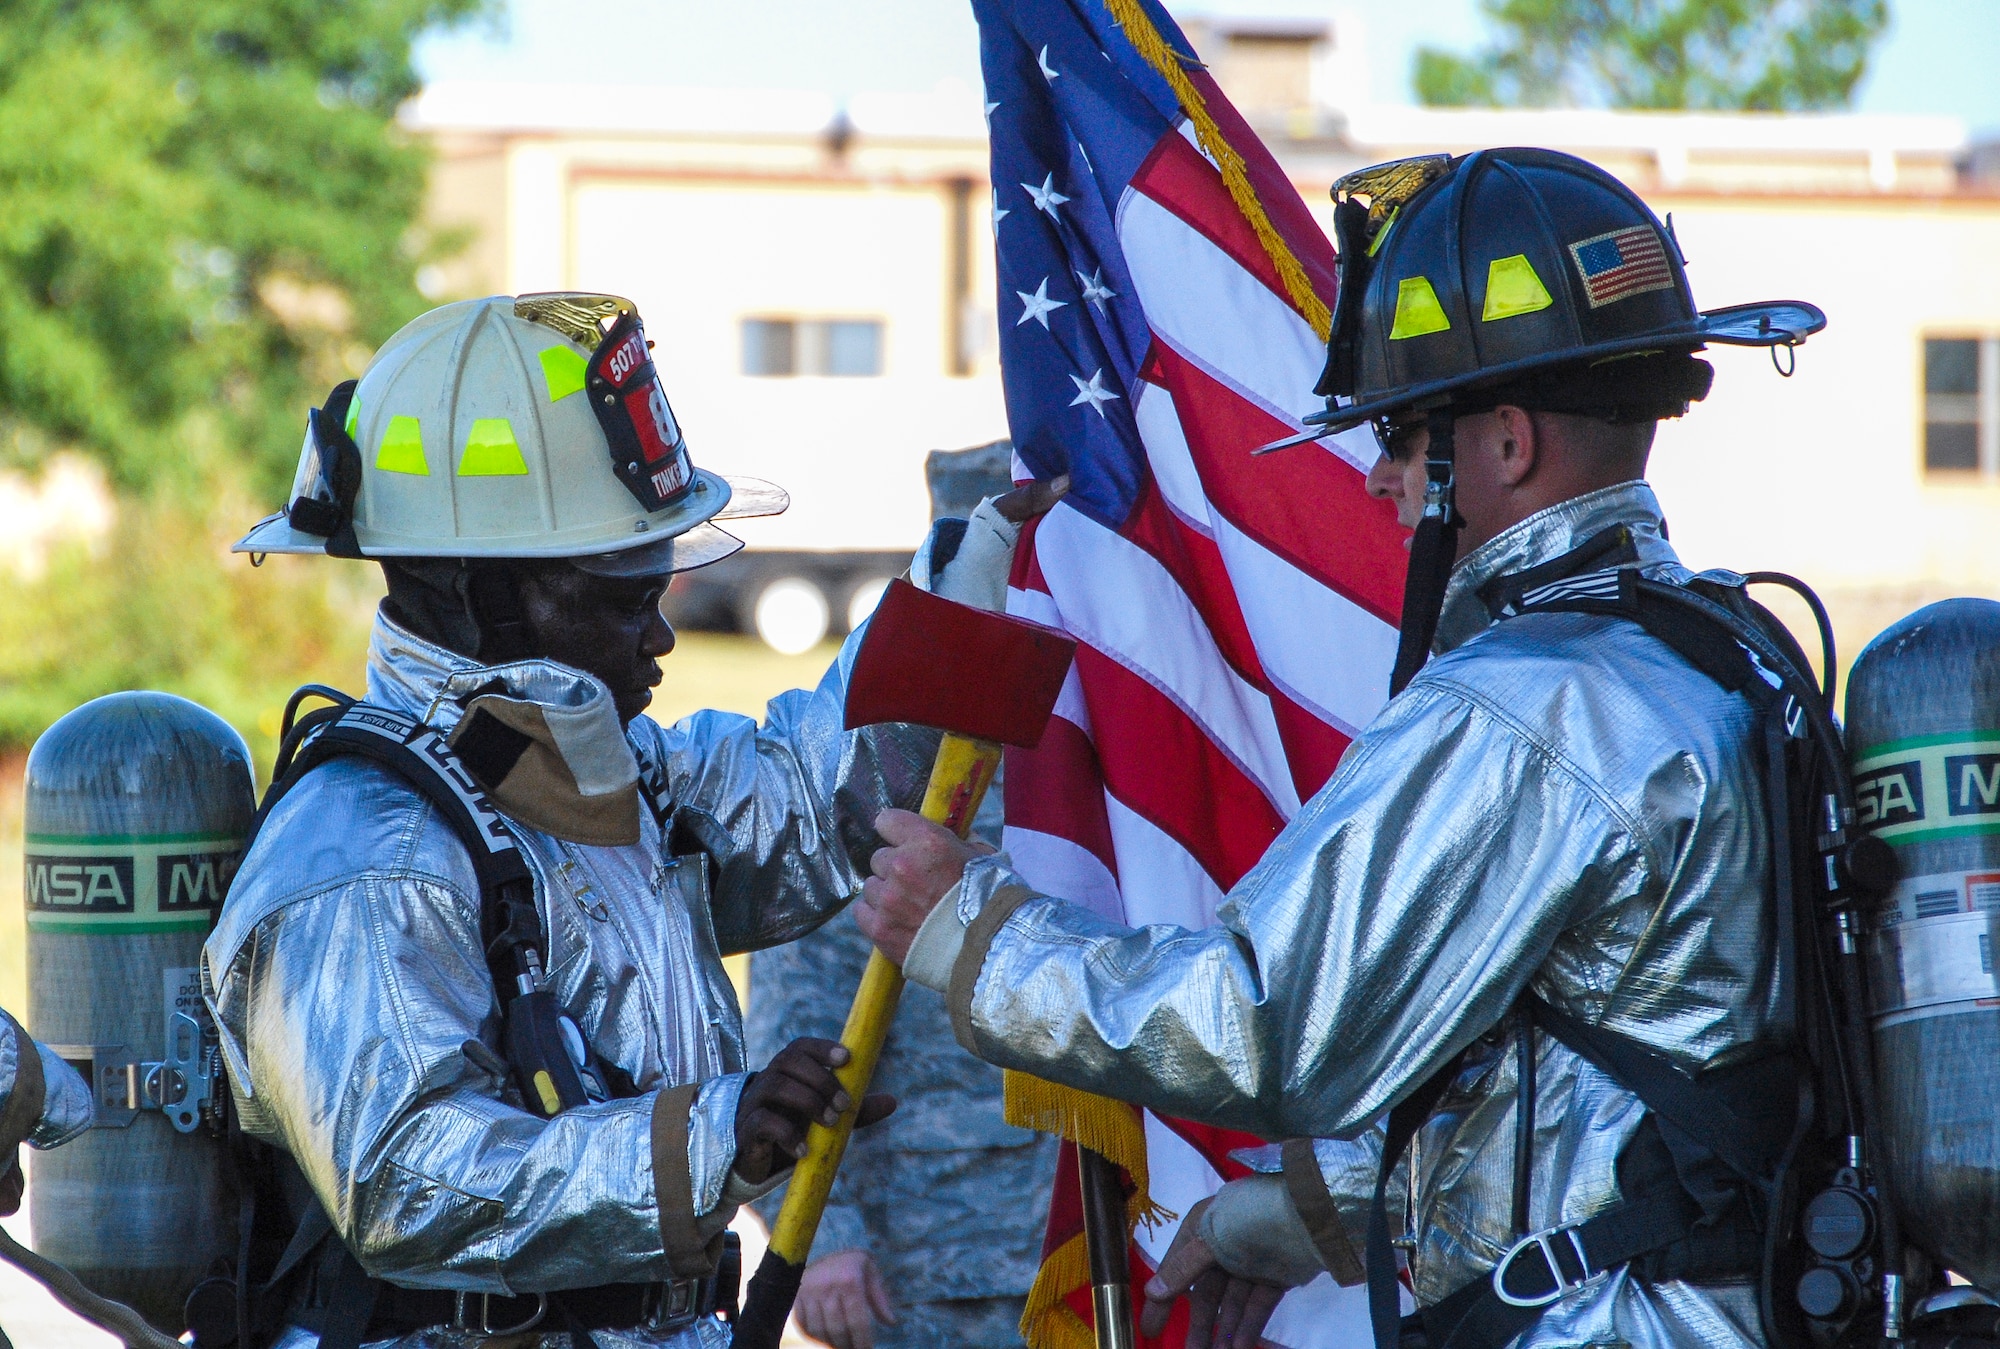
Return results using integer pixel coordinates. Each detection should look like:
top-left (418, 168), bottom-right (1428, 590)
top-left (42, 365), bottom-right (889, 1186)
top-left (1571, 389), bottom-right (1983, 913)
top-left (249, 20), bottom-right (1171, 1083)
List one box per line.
top-left (208, 293), bottom-right (1033, 1348)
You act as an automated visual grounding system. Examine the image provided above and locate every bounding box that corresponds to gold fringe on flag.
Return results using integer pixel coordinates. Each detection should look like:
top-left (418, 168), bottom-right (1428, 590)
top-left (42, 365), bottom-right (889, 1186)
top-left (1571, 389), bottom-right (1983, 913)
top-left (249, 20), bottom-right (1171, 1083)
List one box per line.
top-left (1009, 1071), bottom-right (1174, 1349)
top-left (1100, 0), bottom-right (1333, 343)
top-left (1004, 1070), bottom-right (1159, 1214)
top-left (1019, 1231), bottom-right (1100, 1349)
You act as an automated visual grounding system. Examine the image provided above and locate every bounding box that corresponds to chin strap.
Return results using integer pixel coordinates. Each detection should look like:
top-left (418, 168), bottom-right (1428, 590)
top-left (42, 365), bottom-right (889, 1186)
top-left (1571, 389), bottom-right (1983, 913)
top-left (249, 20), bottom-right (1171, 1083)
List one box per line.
top-left (1388, 408), bottom-right (1465, 697)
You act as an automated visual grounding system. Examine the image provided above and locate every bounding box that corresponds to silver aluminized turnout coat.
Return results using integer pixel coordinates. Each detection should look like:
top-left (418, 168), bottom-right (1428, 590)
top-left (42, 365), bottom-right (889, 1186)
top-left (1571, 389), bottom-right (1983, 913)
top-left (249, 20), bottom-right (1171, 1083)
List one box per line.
top-left (905, 481), bottom-right (1783, 1349)
top-left (204, 612), bottom-right (938, 1349)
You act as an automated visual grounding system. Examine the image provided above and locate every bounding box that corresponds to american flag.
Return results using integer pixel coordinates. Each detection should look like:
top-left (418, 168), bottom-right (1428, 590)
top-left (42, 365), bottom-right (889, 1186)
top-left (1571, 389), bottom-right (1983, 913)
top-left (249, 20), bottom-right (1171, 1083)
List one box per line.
top-left (975, 0), bottom-right (1408, 1345)
top-left (1567, 223), bottom-right (1674, 308)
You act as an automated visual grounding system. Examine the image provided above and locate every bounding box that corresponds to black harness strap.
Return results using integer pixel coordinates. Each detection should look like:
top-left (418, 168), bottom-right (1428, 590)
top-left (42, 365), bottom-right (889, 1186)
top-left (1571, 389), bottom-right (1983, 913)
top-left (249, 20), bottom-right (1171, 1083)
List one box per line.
top-left (1367, 1051), bottom-right (1469, 1349)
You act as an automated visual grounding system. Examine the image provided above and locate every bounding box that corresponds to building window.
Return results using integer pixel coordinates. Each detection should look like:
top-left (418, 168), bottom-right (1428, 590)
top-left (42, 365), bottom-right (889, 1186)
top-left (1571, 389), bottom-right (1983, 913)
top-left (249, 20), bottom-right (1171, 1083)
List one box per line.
top-left (742, 318), bottom-right (884, 377)
top-left (1924, 336), bottom-right (1999, 475)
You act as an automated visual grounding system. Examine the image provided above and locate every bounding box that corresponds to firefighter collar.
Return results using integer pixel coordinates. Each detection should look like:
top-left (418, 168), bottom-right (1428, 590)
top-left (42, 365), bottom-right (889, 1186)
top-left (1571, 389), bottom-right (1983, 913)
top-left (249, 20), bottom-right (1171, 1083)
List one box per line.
top-left (369, 614), bottom-right (644, 846)
top-left (1431, 480), bottom-right (1676, 658)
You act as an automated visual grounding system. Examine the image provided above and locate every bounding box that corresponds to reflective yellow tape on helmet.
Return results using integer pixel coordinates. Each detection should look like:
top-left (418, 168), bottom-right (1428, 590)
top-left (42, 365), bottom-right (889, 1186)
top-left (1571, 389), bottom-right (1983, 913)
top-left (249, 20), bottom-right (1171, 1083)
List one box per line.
top-left (539, 345), bottom-right (588, 402)
top-left (1389, 276), bottom-right (1450, 340)
top-left (375, 415), bottom-right (429, 476)
top-left (1482, 255), bottom-right (1554, 322)
top-left (344, 394), bottom-right (361, 439)
top-left (459, 418), bottom-right (529, 476)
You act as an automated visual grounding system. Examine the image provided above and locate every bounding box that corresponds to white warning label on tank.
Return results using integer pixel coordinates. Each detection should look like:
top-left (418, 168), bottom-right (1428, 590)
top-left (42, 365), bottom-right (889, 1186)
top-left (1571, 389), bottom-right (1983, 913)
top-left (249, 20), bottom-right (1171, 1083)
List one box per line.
top-left (163, 966), bottom-right (210, 1030)
top-left (1873, 867), bottom-right (2000, 928)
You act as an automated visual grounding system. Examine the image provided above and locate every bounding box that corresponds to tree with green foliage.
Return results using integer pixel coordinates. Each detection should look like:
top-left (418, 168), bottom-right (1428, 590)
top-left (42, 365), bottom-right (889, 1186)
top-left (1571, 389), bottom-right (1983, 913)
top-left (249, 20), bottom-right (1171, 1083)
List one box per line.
top-left (0, 0), bottom-right (488, 758)
top-left (0, 0), bottom-right (487, 498)
top-left (1414, 0), bottom-right (1889, 111)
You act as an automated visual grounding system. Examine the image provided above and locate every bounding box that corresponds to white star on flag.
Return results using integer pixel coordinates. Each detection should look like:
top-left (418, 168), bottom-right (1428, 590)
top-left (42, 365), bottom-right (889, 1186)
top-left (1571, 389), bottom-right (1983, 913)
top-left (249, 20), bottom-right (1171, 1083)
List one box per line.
top-left (985, 99), bottom-right (1000, 124)
top-left (992, 188), bottom-right (1010, 231)
top-left (1016, 277), bottom-right (1068, 329)
top-left (1038, 44), bottom-right (1059, 81)
top-left (1068, 368), bottom-right (1120, 416)
top-left (1077, 267), bottom-right (1117, 313)
top-left (1022, 172), bottom-right (1070, 217)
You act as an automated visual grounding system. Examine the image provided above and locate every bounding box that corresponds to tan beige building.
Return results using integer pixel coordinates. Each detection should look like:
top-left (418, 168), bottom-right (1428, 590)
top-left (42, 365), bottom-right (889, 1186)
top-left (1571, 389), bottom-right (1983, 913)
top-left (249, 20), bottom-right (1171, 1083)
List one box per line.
top-left (407, 22), bottom-right (2000, 662)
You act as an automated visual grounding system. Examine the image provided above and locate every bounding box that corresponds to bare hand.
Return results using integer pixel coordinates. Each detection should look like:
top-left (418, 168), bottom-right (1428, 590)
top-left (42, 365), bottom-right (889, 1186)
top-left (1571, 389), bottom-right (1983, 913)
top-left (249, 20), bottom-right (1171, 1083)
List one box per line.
top-left (992, 473), bottom-right (1070, 523)
top-left (733, 1038), bottom-right (896, 1185)
top-left (794, 1248), bottom-right (897, 1349)
top-left (852, 809), bottom-right (984, 966)
top-left (1140, 1198), bottom-right (1288, 1349)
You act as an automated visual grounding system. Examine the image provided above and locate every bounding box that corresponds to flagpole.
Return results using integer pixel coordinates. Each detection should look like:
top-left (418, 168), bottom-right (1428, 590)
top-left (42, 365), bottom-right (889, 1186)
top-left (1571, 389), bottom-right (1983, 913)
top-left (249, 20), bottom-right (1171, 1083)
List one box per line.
top-left (1078, 1145), bottom-right (1137, 1349)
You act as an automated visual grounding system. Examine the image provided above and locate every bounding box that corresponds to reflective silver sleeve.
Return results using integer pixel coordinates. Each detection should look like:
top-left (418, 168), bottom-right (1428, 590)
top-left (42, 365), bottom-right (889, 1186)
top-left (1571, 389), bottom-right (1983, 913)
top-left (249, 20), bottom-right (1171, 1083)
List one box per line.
top-left (949, 681), bottom-right (1639, 1140)
top-left (210, 874), bottom-right (687, 1293)
top-left (29, 1040), bottom-right (92, 1148)
top-left (0, 1009), bottom-right (91, 1149)
top-left (644, 623), bottom-right (941, 956)
top-left (688, 1073), bottom-right (747, 1218)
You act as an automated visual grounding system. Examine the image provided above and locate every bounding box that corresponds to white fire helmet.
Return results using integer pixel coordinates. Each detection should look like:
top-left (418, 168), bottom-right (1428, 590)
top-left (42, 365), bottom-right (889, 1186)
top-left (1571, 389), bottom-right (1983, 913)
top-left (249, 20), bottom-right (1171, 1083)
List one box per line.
top-left (234, 292), bottom-right (786, 577)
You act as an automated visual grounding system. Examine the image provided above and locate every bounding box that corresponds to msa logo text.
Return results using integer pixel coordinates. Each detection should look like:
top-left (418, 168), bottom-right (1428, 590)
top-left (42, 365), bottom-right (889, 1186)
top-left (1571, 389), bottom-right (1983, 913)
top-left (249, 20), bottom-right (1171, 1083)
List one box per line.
top-left (1945, 753), bottom-right (2000, 818)
top-left (1855, 761), bottom-right (1924, 829)
top-left (25, 855), bottom-right (135, 912)
top-left (158, 851), bottom-right (242, 910)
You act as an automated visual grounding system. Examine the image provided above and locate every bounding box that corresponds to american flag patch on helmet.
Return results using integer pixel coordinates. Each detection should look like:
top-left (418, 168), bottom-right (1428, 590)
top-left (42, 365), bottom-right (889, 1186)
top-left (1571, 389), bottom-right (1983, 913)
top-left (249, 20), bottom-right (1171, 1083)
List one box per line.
top-left (1567, 225), bottom-right (1674, 308)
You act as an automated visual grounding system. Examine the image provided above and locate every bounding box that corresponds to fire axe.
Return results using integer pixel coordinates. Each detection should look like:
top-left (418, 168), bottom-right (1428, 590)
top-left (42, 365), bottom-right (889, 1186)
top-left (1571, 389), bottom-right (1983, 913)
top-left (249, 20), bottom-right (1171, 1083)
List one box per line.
top-left (732, 578), bottom-right (1080, 1349)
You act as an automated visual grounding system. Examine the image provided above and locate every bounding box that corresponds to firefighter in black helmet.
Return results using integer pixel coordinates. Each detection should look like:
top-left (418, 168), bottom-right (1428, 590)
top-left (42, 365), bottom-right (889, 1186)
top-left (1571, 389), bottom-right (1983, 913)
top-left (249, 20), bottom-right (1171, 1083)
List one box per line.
top-left (850, 148), bottom-right (1837, 1349)
top-left (1301, 146), bottom-right (1823, 691)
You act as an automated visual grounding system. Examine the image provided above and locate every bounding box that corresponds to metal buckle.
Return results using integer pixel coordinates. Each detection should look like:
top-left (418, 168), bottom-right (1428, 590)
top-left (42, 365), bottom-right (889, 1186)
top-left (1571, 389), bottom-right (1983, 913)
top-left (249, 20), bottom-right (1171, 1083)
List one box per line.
top-left (452, 1290), bottom-right (547, 1336)
top-left (1491, 1222), bottom-right (1597, 1309)
top-left (645, 1277), bottom-right (702, 1329)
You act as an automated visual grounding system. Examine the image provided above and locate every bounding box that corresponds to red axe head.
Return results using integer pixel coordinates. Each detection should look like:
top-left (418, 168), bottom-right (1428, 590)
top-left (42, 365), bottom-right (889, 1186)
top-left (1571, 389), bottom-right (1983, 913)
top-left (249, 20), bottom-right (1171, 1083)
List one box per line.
top-left (844, 579), bottom-right (1077, 747)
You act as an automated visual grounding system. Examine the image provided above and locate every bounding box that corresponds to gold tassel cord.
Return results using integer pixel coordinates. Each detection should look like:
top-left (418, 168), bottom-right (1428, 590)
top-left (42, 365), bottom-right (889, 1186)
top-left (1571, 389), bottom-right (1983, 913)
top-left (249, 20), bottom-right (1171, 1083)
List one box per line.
top-left (1100, 0), bottom-right (1332, 341)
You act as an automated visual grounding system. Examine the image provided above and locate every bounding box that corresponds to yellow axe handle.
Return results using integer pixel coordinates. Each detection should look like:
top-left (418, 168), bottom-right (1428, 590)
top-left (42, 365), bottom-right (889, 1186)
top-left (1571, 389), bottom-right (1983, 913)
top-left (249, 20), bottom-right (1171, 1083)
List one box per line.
top-left (767, 730), bottom-right (1002, 1264)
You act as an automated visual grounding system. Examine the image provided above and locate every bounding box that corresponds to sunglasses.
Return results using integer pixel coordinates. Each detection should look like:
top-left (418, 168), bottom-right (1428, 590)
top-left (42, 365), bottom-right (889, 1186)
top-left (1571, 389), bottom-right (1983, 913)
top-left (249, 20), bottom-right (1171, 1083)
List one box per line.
top-left (1371, 415), bottom-right (1427, 461)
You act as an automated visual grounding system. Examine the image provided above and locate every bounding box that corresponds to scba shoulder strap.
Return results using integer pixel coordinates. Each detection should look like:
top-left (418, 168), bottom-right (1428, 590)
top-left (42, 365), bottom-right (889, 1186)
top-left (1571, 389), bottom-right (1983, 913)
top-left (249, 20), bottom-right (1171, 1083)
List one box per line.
top-left (258, 691), bottom-right (604, 1117)
top-left (218, 691), bottom-right (615, 1349)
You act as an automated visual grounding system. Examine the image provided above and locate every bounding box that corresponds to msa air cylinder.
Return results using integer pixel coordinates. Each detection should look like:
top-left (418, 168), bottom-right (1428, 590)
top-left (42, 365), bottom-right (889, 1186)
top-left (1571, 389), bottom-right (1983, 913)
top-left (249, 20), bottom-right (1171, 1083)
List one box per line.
top-left (1847, 598), bottom-right (2000, 1291)
top-left (22, 691), bottom-right (254, 1330)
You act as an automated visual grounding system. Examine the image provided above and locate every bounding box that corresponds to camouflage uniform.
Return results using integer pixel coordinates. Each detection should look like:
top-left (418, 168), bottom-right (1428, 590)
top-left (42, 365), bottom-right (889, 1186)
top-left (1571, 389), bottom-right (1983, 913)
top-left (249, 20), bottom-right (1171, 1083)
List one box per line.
top-left (749, 795), bottom-right (1056, 1348)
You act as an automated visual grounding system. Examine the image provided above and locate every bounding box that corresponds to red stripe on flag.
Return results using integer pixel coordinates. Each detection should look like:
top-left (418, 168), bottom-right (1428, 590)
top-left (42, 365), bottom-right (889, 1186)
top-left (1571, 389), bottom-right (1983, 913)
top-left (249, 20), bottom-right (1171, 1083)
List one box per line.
top-left (1122, 477), bottom-right (1352, 800)
top-left (1152, 1115), bottom-right (1267, 1184)
top-left (1122, 475), bottom-right (1262, 684)
top-left (1013, 511), bottom-right (1052, 593)
top-left (1004, 717), bottom-right (1120, 883)
top-left (1144, 340), bottom-right (1407, 625)
top-left (1130, 130), bottom-right (1297, 317)
top-left (1076, 644), bottom-right (1284, 891)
